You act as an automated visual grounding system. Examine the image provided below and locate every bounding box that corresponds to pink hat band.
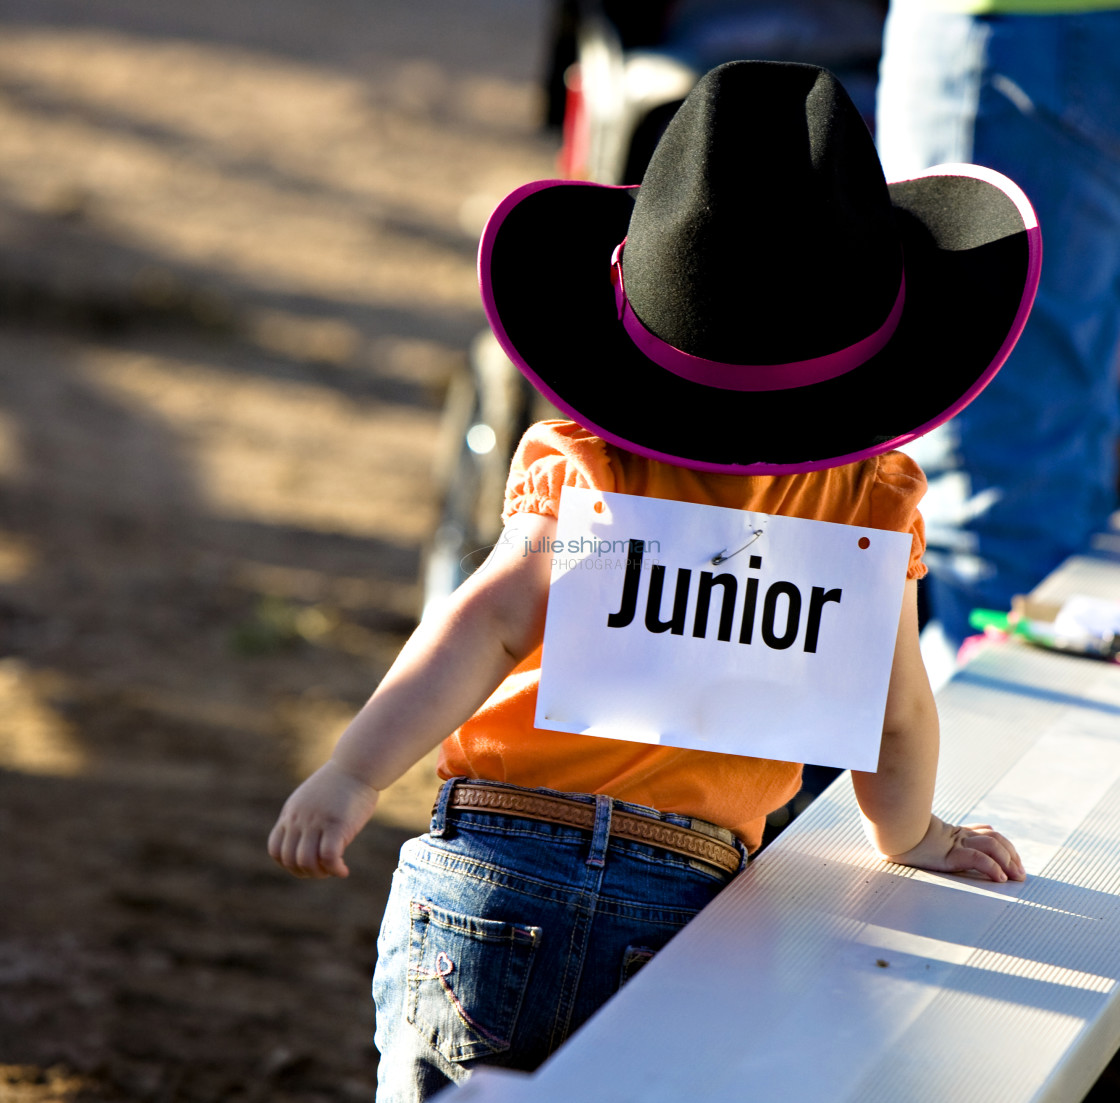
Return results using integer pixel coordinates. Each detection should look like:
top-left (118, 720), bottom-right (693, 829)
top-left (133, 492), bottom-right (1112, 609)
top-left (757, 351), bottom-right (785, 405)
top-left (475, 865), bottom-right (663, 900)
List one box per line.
top-left (610, 241), bottom-right (906, 392)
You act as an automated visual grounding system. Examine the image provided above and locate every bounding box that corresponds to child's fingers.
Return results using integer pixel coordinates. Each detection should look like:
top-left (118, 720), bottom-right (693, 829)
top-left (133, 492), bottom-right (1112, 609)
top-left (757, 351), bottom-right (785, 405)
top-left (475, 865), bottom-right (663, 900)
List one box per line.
top-left (973, 828), bottom-right (1023, 871)
top-left (268, 822), bottom-right (325, 878)
top-left (948, 839), bottom-right (1022, 883)
top-left (270, 820), bottom-right (314, 876)
top-left (267, 820), bottom-right (286, 866)
top-left (961, 826), bottom-right (1026, 880)
top-left (318, 830), bottom-right (351, 879)
top-left (293, 828), bottom-right (334, 878)
top-left (267, 816), bottom-right (354, 879)
top-left (272, 822), bottom-right (303, 874)
top-left (945, 844), bottom-right (1009, 882)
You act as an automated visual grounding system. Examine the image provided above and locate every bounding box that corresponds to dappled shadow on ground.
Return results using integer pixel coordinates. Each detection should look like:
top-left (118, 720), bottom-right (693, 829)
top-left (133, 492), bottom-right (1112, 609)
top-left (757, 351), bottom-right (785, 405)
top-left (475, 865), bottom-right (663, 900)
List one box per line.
top-left (0, 1), bottom-right (554, 1099)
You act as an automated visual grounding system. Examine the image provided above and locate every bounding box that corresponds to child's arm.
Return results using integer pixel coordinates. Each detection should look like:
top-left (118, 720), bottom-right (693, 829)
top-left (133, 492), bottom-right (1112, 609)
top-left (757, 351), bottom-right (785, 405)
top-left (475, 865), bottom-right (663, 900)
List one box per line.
top-left (268, 511), bottom-right (557, 879)
top-left (851, 579), bottom-right (1025, 883)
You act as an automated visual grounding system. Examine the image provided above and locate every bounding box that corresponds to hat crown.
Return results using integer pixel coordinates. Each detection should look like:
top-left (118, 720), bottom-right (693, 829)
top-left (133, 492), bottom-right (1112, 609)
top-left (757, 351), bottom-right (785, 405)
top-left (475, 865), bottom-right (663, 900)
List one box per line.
top-left (622, 62), bottom-right (901, 364)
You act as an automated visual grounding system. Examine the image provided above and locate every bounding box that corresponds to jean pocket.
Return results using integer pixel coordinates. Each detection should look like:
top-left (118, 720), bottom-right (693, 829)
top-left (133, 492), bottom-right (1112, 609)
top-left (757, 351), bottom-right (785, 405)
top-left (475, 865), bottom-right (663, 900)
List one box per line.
top-left (619, 944), bottom-right (658, 987)
top-left (406, 898), bottom-right (542, 1063)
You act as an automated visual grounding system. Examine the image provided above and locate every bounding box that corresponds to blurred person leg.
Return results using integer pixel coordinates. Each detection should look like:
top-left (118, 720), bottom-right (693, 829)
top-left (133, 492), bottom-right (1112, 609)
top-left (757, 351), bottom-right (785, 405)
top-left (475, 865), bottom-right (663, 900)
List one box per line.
top-left (877, 6), bottom-right (1120, 647)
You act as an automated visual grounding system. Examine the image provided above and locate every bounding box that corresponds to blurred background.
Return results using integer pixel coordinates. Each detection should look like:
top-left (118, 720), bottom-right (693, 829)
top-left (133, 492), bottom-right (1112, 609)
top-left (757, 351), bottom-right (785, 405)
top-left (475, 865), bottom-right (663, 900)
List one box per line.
top-left (0, 1), bottom-right (554, 1099)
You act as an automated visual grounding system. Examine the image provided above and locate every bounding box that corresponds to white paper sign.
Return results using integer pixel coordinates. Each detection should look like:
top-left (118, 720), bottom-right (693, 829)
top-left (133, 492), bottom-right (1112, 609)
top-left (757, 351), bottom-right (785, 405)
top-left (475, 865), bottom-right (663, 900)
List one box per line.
top-left (534, 487), bottom-right (913, 771)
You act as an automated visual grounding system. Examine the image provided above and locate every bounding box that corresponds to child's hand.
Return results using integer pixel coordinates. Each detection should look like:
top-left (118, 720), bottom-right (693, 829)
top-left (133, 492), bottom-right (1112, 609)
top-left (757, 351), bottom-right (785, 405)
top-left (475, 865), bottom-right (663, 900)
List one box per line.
top-left (885, 815), bottom-right (1026, 883)
top-left (268, 760), bottom-right (381, 879)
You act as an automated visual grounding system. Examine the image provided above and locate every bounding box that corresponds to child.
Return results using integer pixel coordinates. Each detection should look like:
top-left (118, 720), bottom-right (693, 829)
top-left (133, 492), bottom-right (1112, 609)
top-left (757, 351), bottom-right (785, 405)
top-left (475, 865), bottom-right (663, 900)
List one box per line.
top-left (268, 61), bottom-right (1036, 1101)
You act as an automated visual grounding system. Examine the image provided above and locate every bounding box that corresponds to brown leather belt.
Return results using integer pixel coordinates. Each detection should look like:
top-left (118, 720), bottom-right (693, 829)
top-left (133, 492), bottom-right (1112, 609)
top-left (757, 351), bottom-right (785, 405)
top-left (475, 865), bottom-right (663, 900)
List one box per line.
top-left (445, 782), bottom-right (741, 875)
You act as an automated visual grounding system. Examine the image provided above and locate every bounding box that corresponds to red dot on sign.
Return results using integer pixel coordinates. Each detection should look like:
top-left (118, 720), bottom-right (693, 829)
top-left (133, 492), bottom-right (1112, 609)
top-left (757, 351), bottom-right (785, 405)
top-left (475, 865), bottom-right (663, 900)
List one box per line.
top-left (858, 537), bottom-right (871, 549)
top-left (594, 501), bottom-right (605, 513)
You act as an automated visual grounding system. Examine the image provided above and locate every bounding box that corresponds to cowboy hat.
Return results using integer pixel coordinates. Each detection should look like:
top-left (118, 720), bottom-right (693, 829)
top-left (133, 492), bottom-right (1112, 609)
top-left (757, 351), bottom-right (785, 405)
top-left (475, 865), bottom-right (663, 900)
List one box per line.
top-left (478, 61), bottom-right (1041, 474)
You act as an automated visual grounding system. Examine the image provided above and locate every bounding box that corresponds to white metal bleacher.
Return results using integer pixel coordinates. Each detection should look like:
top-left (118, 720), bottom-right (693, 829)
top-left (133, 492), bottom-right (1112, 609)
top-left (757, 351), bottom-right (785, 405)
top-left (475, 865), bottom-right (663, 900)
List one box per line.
top-left (444, 551), bottom-right (1120, 1103)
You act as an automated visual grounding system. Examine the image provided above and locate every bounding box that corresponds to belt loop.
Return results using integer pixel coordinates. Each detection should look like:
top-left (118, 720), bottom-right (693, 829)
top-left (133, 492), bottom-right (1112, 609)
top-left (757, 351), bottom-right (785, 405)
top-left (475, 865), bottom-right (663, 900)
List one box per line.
top-left (731, 837), bottom-right (749, 875)
top-left (586, 794), bottom-right (613, 868)
top-left (430, 776), bottom-right (463, 837)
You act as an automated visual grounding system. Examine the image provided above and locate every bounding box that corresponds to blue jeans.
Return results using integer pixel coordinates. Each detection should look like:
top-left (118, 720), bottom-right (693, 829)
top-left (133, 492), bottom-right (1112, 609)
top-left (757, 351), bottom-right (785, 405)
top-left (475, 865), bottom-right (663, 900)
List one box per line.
top-left (876, 6), bottom-right (1120, 645)
top-left (372, 778), bottom-right (746, 1102)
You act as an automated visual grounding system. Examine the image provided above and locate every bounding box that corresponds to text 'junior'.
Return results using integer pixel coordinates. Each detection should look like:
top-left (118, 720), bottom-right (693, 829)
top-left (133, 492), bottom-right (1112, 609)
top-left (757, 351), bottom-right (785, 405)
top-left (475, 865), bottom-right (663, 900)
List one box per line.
top-left (606, 540), bottom-right (841, 653)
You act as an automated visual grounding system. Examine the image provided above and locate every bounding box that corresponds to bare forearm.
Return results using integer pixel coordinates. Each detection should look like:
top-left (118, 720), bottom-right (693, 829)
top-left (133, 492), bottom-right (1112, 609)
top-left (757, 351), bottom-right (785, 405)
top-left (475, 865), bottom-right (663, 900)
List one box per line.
top-left (848, 583), bottom-right (1023, 882)
top-left (330, 597), bottom-right (526, 790)
top-left (328, 513), bottom-right (554, 793)
top-left (851, 578), bottom-right (939, 857)
top-left (267, 514), bottom-right (557, 880)
top-left (851, 695), bottom-right (939, 856)
top-left (267, 610), bottom-right (520, 883)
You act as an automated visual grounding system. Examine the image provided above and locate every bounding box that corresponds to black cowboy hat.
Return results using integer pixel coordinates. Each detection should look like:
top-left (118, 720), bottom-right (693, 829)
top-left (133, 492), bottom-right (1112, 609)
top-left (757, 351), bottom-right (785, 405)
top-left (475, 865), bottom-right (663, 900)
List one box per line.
top-left (479, 61), bottom-right (1041, 474)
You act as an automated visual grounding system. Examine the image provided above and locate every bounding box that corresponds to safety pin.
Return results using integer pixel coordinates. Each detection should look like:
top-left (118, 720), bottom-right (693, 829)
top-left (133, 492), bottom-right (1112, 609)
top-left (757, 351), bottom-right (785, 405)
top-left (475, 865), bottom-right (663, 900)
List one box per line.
top-left (711, 529), bottom-right (763, 565)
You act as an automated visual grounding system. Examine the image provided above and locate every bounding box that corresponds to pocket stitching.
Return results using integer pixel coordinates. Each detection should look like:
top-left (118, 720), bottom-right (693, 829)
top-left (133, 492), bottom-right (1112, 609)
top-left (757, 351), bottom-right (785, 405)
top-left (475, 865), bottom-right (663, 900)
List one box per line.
top-left (406, 899), bottom-right (541, 1063)
top-left (409, 949), bottom-right (512, 1051)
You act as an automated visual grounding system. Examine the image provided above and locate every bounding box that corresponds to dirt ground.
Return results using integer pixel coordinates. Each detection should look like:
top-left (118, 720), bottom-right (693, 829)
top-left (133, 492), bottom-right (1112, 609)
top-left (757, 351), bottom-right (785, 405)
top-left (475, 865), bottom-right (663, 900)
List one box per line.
top-left (0, 1), bottom-right (555, 1099)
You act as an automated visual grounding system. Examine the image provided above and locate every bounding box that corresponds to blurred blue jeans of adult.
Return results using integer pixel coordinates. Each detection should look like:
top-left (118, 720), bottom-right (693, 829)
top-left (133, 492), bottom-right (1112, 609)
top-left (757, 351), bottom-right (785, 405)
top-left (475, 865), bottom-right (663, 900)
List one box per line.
top-left (372, 778), bottom-right (745, 1102)
top-left (877, 5), bottom-right (1120, 646)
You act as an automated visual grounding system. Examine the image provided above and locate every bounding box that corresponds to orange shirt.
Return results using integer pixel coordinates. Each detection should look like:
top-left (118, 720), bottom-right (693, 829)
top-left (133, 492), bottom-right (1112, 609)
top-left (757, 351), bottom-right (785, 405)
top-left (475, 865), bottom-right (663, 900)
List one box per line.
top-left (438, 420), bottom-right (928, 851)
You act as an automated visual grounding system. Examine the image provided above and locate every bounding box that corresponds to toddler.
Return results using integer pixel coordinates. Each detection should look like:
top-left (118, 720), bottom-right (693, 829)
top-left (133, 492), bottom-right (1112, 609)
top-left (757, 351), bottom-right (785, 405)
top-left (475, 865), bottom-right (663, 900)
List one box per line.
top-left (269, 61), bottom-right (1036, 1101)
